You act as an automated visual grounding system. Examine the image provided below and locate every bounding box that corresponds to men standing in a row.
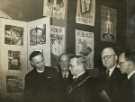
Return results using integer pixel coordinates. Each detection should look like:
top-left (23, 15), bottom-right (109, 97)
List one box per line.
top-left (67, 55), bottom-right (101, 102)
top-left (101, 47), bottom-right (125, 102)
top-left (24, 51), bottom-right (60, 102)
top-left (119, 51), bottom-right (135, 102)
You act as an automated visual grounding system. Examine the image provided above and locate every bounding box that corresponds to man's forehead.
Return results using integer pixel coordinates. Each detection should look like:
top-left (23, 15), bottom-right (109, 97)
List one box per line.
top-left (70, 58), bottom-right (78, 64)
top-left (119, 53), bottom-right (126, 61)
top-left (102, 48), bottom-right (115, 56)
top-left (61, 55), bottom-right (68, 61)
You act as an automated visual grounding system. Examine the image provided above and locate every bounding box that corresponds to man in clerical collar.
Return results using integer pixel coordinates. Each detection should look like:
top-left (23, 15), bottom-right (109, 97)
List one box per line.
top-left (24, 51), bottom-right (60, 102)
top-left (101, 47), bottom-right (125, 102)
top-left (119, 50), bottom-right (135, 102)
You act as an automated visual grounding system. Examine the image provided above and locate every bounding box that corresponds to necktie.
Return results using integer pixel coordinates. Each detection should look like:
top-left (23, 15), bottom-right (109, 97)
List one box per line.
top-left (106, 70), bottom-right (110, 77)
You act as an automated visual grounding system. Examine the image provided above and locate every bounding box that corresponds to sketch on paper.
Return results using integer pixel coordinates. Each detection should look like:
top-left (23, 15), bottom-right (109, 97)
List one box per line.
top-left (5, 25), bottom-right (24, 45)
top-left (30, 24), bottom-right (46, 45)
top-left (76, 0), bottom-right (96, 26)
top-left (8, 50), bottom-right (21, 70)
top-left (75, 29), bottom-right (94, 69)
top-left (43, 0), bottom-right (67, 19)
top-left (50, 26), bottom-right (65, 67)
top-left (101, 5), bottom-right (117, 42)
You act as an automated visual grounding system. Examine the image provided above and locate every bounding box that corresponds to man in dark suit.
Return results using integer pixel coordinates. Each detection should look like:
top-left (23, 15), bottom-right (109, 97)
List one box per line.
top-left (24, 51), bottom-right (60, 102)
top-left (101, 47), bottom-right (126, 102)
top-left (67, 55), bottom-right (102, 102)
top-left (57, 53), bottom-right (72, 102)
top-left (119, 51), bottom-right (135, 102)
top-left (58, 53), bottom-right (72, 87)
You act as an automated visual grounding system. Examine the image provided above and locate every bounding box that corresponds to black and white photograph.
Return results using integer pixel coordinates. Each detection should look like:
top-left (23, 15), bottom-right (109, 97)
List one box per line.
top-left (76, 0), bottom-right (96, 26)
top-left (8, 50), bottom-right (21, 70)
top-left (30, 24), bottom-right (46, 45)
top-left (43, 0), bottom-right (67, 19)
top-left (0, 0), bottom-right (132, 102)
top-left (5, 25), bottom-right (24, 45)
top-left (100, 5), bottom-right (117, 42)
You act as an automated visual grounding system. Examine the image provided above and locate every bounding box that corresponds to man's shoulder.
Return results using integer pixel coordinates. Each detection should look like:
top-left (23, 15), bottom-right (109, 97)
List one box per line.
top-left (26, 69), bottom-right (35, 77)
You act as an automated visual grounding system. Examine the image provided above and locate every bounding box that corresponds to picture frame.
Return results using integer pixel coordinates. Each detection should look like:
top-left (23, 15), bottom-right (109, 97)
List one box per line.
top-left (100, 5), bottom-right (117, 42)
top-left (76, 0), bottom-right (96, 26)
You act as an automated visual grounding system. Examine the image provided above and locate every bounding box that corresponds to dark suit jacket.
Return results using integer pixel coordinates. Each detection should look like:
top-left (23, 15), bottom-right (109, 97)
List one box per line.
top-left (24, 66), bottom-right (60, 102)
top-left (58, 71), bottom-right (72, 102)
top-left (66, 72), bottom-right (101, 102)
top-left (128, 73), bottom-right (135, 102)
top-left (101, 67), bottom-right (126, 102)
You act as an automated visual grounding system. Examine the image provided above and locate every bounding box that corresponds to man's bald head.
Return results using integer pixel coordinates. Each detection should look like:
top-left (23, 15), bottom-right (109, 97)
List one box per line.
top-left (101, 47), bottom-right (116, 57)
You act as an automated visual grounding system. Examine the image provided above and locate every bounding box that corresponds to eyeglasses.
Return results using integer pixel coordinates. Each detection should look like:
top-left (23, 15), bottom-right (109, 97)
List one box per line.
top-left (102, 54), bottom-right (115, 60)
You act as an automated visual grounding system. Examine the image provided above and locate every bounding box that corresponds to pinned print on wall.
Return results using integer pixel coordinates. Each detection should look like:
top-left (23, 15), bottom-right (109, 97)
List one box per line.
top-left (5, 25), bottom-right (24, 45)
top-left (50, 26), bottom-right (65, 67)
top-left (76, 0), bottom-right (96, 26)
top-left (101, 5), bottom-right (117, 42)
top-left (6, 75), bottom-right (23, 93)
top-left (8, 50), bottom-right (21, 70)
top-left (75, 29), bottom-right (94, 69)
top-left (43, 0), bottom-right (67, 19)
top-left (30, 24), bottom-right (46, 46)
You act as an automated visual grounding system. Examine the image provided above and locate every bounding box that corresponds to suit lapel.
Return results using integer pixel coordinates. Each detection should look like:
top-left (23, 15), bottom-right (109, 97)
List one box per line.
top-left (68, 72), bottom-right (90, 94)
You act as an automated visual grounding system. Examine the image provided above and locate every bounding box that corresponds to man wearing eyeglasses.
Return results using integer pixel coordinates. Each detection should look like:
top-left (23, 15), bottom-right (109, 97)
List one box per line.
top-left (101, 47), bottom-right (126, 102)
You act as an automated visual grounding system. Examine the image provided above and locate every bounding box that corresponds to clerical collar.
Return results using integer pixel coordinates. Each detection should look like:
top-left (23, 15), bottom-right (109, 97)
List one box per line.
top-left (128, 70), bottom-right (135, 79)
top-left (36, 68), bottom-right (45, 73)
top-left (108, 65), bottom-right (116, 77)
top-left (73, 71), bottom-right (85, 79)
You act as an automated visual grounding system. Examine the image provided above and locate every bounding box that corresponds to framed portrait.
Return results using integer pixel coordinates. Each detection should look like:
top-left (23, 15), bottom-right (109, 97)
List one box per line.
top-left (76, 0), bottom-right (96, 26)
top-left (43, 0), bottom-right (67, 19)
top-left (8, 50), bottom-right (21, 70)
top-left (75, 29), bottom-right (94, 69)
top-left (100, 5), bottom-right (117, 42)
top-left (5, 25), bottom-right (24, 46)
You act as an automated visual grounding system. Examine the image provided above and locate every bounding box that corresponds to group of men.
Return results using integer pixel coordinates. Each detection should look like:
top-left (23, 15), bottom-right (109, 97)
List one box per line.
top-left (24, 47), bottom-right (135, 102)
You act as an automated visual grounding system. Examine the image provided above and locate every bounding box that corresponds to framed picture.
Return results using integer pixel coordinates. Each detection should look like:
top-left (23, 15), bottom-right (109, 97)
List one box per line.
top-left (6, 75), bottom-right (23, 93)
top-left (50, 25), bottom-right (65, 67)
top-left (43, 0), bottom-right (67, 19)
top-left (8, 50), bottom-right (21, 70)
top-left (100, 5), bottom-right (117, 42)
top-left (5, 25), bottom-right (24, 45)
top-left (76, 0), bottom-right (96, 26)
top-left (75, 29), bottom-right (94, 69)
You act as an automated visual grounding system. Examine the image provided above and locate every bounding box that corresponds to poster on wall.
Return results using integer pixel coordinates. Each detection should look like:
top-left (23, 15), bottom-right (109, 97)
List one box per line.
top-left (43, 0), bottom-right (67, 20)
top-left (76, 0), bottom-right (96, 26)
top-left (75, 29), bottom-right (94, 69)
top-left (5, 25), bottom-right (24, 46)
top-left (8, 50), bottom-right (21, 70)
top-left (30, 24), bottom-right (46, 46)
top-left (100, 5), bottom-right (117, 42)
top-left (50, 25), bottom-right (65, 67)
top-left (6, 75), bottom-right (23, 93)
